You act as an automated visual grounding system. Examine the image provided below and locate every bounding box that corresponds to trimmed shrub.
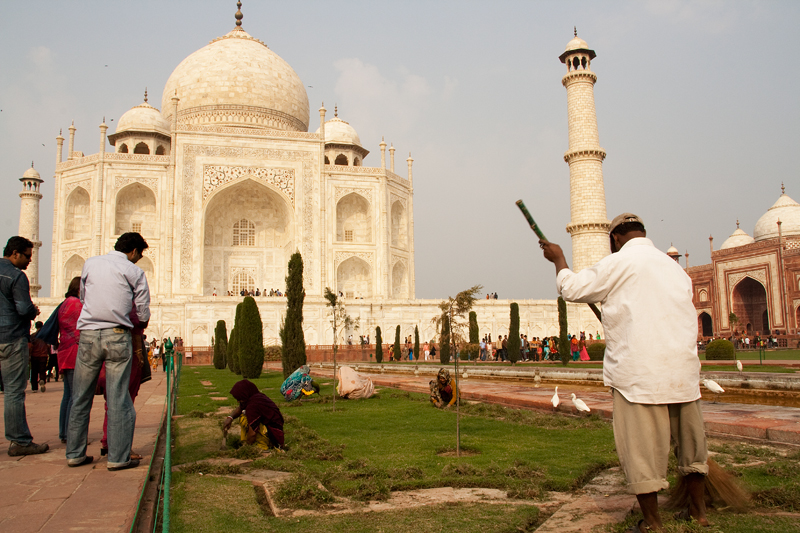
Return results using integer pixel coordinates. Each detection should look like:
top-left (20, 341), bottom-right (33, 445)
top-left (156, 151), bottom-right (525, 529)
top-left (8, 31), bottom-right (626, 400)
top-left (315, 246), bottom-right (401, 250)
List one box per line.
top-left (461, 342), bottom-right (479, 361)
top-left (227, 327), bottom-right (239, 374)
top-left (375, 326), bottom-right (383, 363)
top-left (393, 325), bottom-right (401, 361)
top-left (228, 302), bottom-right (244, 375)
top-left (439, 314), bottom-right (451, 364)
top-left (587, 342), bottom-right (606, 361)
top-left (264, 346), bottom-right (281, 361)
top-left (281, 252), bottom-right (306, 378)
top-left (468, 311), bottom-right (479, 344)
top-left (238, 296), bottom-right (265, 379)
top-left (213, 320), bottom-right (227, 370)
top-left (507, 303), bottom-right (521, 364)
top-left (705, 339), bottom-right (735, 360)
top-left (558, 297), bottom-right (570, 366)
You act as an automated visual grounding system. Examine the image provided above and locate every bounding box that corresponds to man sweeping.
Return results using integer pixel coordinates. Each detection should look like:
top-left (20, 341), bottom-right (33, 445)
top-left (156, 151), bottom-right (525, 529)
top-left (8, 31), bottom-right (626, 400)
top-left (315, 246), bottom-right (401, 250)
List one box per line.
top-left (540, 213), bottom-right (709, 532)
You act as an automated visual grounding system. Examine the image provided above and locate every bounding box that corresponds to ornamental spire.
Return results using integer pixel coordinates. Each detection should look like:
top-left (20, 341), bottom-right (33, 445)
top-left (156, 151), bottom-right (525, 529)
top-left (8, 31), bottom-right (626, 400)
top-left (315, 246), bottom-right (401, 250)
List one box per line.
top-left (574, 26), bottom-right (577, 37)
top-left (144, 88), bottom-right (148, 103)
top-left (235, 1), bottom-right (243, 28)
top-left (781, 182), bottom-right (785, 194)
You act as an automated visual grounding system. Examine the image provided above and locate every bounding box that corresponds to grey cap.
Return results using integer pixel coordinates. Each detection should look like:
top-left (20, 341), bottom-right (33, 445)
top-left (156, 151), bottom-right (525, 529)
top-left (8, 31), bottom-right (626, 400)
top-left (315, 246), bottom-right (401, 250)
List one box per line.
top-left (609, 213), bottom-right (644, 234)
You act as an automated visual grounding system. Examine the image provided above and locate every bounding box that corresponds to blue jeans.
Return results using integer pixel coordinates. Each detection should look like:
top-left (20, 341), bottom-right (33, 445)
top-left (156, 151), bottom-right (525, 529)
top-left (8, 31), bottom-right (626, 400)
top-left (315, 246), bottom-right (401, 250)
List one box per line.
top-left (67, 329), bottom-right (135, 468)
top-left (59, 369), bottom-right (74, 441)
top-left (0, 336), bottom-right (33, 445)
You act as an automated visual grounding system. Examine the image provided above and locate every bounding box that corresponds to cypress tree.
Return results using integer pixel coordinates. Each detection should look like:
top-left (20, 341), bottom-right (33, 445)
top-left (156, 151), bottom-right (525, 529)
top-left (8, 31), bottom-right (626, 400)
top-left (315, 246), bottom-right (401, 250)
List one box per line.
top-left (439, 314), bottom-right (450, 364)
top-left (229, 302), bottom-right (244, 374)
top-left (507, 303), bottom-right (521, 364)
top-left (558, 297), bottom-right (570, 366)
top-left (227, 327), bottom-right (238, 373)
top-left (468, 311), bottom-right (479, 344)
top-left (414, 325), bottom-right (420, 363)
top-left (239, 296), bottom-right (265, 379)
top-left (375, 326), bottom-right (383, 363)
top-left (393, 325), bottom-right (401, 361)
top-left (281, 252), bottom-right (306, 378)
top-left (213, 320), bottom-right (227, 369)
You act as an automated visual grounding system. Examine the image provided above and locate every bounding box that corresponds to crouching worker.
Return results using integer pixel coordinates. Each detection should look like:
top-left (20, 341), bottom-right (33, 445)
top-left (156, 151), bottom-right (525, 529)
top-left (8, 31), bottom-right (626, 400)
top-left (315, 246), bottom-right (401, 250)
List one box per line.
top-left (430, 368), bottom-right (459, 409)
top-left (223, 380), bottom-right (284, 450)
top-left (280, 364), bottom-right (320, 401)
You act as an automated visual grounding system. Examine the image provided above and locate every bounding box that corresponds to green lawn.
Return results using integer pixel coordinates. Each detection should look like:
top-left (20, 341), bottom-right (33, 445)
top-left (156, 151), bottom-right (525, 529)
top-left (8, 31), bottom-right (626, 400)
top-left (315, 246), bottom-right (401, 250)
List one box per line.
top-left (700, 349), bottom-right (800, 361)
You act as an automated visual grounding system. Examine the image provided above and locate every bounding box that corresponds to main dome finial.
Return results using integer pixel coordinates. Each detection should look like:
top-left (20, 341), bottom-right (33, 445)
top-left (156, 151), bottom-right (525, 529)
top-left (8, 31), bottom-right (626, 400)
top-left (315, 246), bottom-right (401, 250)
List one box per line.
top-left (574, 26), bottom-right (577, 37)
top-left (144, 88), bottom-right (148, 103)
top-left (235, 1), bottom-right (243, 28)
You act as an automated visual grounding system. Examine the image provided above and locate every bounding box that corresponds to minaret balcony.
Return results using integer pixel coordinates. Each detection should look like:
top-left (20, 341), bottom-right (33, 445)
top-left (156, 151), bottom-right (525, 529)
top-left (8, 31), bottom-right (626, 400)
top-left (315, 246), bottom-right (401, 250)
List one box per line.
top-left (563, 148), bottom-right (606, 164)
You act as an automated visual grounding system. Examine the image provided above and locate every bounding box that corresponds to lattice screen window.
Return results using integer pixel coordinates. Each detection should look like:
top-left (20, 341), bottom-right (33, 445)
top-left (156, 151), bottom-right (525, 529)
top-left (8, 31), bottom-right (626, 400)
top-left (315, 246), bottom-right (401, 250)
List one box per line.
top-left (345, 229), bottom-right (354, 242)
top-left (233, 219), bottom-right (255, 246)
top-left (232, 272), bottom-right (255, 295)
top-left (132, 222), bottom-right (142, 234)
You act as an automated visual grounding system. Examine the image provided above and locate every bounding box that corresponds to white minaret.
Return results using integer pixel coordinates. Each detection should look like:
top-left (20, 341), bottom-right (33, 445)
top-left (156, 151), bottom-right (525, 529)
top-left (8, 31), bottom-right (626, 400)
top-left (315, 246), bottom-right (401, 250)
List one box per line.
top-left (560, 29), bottom-right (610, 272)
top-left (18, 162), bottom-right (44, 296)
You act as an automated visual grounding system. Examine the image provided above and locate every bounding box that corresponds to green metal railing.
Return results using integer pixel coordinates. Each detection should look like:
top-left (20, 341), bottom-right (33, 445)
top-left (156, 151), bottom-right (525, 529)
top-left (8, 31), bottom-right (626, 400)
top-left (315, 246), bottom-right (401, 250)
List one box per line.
top-left (130, 347), bottom-right (182, 533)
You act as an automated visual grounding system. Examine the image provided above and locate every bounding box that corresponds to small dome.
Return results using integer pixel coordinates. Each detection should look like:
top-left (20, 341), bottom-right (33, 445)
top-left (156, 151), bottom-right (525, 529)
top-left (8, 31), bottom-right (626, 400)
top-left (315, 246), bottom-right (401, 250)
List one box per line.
top-left (315, 116), bottom-right (362, 147)
top-left (666, 245), bottom-right (680, 256)
top-left (162, 28), bottom-right (309, 132)
top-left (22, 166), bottom-right (41, 180)
top-left (565, 36), bottom-right (589, 53)
top-left (720, 227), bottom-right (755, 250)
top-left (115, 101), bottom-right (171, 137)
top-left (754, 192), bottom-right (800, 241)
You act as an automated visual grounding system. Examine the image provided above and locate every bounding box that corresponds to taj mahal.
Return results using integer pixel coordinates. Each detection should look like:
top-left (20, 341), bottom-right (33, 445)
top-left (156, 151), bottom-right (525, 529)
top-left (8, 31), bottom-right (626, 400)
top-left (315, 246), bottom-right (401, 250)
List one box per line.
top-left (20, 9), bottom-right (617, 347)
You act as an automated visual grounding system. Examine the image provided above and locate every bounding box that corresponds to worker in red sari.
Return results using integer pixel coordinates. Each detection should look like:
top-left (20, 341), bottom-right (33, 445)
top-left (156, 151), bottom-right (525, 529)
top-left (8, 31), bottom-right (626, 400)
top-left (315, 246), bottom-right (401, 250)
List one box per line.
top-left (223, 379), bottom-right (285, 450)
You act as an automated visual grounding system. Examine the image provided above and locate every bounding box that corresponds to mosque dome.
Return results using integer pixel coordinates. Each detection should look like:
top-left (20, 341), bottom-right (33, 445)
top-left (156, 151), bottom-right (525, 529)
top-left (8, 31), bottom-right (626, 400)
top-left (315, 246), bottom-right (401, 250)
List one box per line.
top-left (565, 36), bottom-right (589, 53)
top-left (22, 166), bottom-right (41, 180)
top-left (115, 98), bottom-right (171, 137)
top-left (315, 115), bottom-right (362, 147)
top-left (753, 189), bottom-right (800, 241)
top-left (666, 244), bottom-right (680, 256)
top-left (161, 27), bottom-right (309, 132)
top-left (720, 227), bottom-right (755, 250)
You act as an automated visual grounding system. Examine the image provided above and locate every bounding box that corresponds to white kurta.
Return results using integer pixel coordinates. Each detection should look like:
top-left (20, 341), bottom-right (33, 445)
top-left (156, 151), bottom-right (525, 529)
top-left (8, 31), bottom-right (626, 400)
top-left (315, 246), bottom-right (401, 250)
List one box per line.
top-left (556, 237), bottom-right (701, 404)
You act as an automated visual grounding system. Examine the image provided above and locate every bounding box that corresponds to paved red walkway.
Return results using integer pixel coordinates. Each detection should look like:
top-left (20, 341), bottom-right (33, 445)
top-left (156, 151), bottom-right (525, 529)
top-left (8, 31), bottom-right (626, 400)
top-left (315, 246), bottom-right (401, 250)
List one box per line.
top-left (0, 372), bottom-right (167, 532)
top-left (298, 364), bottom-right (800, 446)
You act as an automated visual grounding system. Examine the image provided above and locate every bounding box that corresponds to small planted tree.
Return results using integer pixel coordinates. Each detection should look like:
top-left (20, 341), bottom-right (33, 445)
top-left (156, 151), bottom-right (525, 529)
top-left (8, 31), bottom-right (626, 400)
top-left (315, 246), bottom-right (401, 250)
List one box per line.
top-left (507, 303), bottom-right (521, 365)
top-left (558, 297), bottom-right (570, 366)
top-left (239, 297), bottom-right (265, 379)
top-left (281, 252), bottom-right (306, 378)
top-left (414, 325), bottom-right (420, 362)
top-left (393, 325), bottom-right (402, 361)
top-left (375, 326), bottom-right (383, 363)
top-left (213, 320), bottom-right (227, 370)
top-left (324, 287), bottom-right (359, 411)
top-left (468, 311), bottom-right (479, 344)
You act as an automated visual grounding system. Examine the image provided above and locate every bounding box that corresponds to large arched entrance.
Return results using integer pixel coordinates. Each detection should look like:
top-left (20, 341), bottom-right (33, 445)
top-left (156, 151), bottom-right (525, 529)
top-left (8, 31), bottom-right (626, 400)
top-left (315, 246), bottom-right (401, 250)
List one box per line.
top-left (698, 312), bottom-right (712, 337)
top-left (336, 257), bottom-right (372, 298)
top-left (731, 277), bottom-right (768, 335)
top-left (202, 179), bottom-right (293, 295)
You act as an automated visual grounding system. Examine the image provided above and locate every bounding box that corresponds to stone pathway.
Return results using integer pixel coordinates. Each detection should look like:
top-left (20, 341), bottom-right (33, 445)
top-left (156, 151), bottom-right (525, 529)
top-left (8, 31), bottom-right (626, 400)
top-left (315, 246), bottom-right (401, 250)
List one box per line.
top-left (0, 371), bottom-right (167, 532)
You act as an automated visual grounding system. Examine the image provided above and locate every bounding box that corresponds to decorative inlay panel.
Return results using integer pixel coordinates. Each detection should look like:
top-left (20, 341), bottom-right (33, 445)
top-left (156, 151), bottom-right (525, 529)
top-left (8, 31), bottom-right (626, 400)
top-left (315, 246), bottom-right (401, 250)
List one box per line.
top-left (335, 187), bottom-right (372, 204)
top-left (390, 193), bottom-right (407, 209)
top-left (177, 121), bottom-right (320, 140)
top-left (334, 251), bottom-right (374, 268)
top-left (728, 269), bottom-right (767, 291)
top-left (64, 180), bottom-right (91, 196)
top-left (203, 165), bottom-right (294, 204)
top-left (115, 176), bottom-right (159, 191)
top-left (62, 247), bottom-right (89, 263)
top-left (391, 254), bottom-right (407, 268)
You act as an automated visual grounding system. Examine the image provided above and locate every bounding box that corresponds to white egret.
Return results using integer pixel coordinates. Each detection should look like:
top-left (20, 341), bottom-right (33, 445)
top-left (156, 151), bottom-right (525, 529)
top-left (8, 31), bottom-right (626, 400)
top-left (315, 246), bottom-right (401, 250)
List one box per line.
top-left (702, 378), bottom-right (725, 403)
top-left (571, 393), bottom-right (590, 413)
top-left (551, 386), bottom-right (560, 409)
top-left (736, 359), bottom-right (743, 372)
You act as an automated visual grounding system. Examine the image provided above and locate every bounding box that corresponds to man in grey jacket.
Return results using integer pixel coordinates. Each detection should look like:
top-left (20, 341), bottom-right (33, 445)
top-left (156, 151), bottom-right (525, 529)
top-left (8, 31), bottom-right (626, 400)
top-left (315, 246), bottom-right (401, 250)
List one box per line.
top-left (0, 236), bottom-right (47, 456)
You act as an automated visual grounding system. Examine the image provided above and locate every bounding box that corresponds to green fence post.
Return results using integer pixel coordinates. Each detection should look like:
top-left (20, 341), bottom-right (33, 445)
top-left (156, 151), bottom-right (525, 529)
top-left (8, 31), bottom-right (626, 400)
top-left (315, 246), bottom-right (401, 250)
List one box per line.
top-left (162, 353), bottom-right (173, 533)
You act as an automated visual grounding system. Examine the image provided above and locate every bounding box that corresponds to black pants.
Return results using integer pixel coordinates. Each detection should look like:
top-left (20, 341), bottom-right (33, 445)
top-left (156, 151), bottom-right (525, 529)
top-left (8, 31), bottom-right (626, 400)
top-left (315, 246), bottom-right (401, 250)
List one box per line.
top-left (30, 358), bottom-right (48, 390)
top-left (47, 354), bottom-right (59, 381)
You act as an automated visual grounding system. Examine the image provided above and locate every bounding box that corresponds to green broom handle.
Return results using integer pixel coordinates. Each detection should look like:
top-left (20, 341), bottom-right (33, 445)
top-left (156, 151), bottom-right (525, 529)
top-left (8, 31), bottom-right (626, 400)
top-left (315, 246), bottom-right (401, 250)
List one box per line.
top-left (516, 200), bottom-right (602, 322)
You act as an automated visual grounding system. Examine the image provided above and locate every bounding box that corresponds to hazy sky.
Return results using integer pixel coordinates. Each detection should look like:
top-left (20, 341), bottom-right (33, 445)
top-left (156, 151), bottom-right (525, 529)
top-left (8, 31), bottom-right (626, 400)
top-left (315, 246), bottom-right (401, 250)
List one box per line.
top-left (1, 1), bottom-right (798, 300)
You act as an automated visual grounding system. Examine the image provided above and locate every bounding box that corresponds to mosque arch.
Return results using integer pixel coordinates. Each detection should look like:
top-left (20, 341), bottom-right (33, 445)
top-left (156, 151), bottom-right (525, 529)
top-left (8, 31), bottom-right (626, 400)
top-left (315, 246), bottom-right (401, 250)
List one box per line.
top-left (118, 143), bottom-right (129, 153)
top-left (391, 200), bottom-right (408, 248)
top-left (202, 179), bottom-right (294, 296)
top-left (336, 257), bottom-right (371, 298)
top-left (731, 277), bottom-right (768, 334)
top-left (133, 142), bottom-right (150, 154)
top-left (698, 312), bottom-right (712, 337)
top-left (115, 183), bottom-right (157, 236)
top-left (334, 154), bottom-right (348, 165)
top-left (392, 261), bottom-right (408, 299)
top-left (155, 145), bottom-right (166, 155)
top-left (353, 156), bottom-right (361, 166)
top-left (336, 193), bottom-right (371, 243)
top-left (63, 254), bottom-right (85, 291)
top-left (64, 187), bottom-right (91, 240)
top-left (698, 289), bottom-right (708, 302)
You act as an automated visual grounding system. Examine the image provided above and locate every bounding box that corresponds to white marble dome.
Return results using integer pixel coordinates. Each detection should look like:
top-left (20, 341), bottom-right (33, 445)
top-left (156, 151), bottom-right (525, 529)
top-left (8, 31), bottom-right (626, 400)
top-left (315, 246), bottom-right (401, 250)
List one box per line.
top-left (666, 244), bottom-right (680, 256)
top-left (22, 166), bottom-right (41, 180)
top-left (316, 116), bottom-right (362, 147)
top-left (565, 35), bottom-right (590, 53)
top-left (115, 100), bottom-right (170, 136)
top-left (720, 227), bottom-right (755, 249)
top-left (753, 192), bottom-right (800, 241)
top-left (161, 27), bottom-right (309, 132)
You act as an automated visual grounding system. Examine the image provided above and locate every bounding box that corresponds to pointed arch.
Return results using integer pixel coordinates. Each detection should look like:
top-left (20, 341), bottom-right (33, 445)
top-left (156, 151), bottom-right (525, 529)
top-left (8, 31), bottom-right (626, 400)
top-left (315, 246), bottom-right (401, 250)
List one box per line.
top-left (392, 261), bottom-right (408, 299)
top-left (732, 277), bottom-right (768, 335)
top-left (133, 142), bottom-right (150, 154)
top-left (336, 193), bottom-right (371, 243)
top-left (63, 254), bottom-right (85, 292)
top-left (64, 187), bottom-right (91, 240)
top-left (336, 256), bottom-right (371, 298)
top-left (115, 183), bottom-right (157, 236)
top-left (391, 200), bottom-right (407, 248)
